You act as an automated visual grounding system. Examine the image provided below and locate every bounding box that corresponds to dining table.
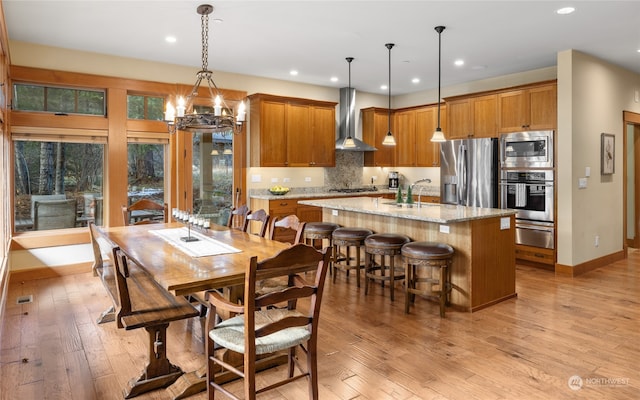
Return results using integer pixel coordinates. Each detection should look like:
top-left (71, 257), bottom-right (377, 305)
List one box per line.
top-left (98, 221), bottom-right (294, 399)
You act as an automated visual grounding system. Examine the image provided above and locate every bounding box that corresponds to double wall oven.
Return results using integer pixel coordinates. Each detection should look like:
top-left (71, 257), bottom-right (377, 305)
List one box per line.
top-left (499, 131), bottom-right (555, 249)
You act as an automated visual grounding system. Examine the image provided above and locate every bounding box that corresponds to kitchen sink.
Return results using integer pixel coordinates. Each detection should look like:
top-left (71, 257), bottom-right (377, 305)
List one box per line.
top-left (382, 201), bottom-right (437, 208)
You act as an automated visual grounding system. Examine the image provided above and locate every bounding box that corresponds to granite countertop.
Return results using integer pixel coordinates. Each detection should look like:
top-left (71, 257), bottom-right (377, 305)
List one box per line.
top-left (249, 186), bottom-right (440, 200)
top-left (298, 196), bottom-right (516, 224)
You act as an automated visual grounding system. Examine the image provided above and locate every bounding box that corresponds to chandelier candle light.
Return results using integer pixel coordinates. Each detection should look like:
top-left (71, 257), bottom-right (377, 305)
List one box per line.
top-left (164, 4), bottom-right (245, 134)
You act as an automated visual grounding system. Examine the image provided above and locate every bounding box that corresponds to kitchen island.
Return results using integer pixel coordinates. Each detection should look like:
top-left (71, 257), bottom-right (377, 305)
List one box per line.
top-left (298, 197), bottom-right (518, 312)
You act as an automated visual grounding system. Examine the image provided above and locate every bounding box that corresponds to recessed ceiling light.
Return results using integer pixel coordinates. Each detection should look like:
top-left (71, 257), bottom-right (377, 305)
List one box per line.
top-left (556, 7), bottom-right (575, 15)
top-left (290, 70), bottom-right (298, 76)
top-left (165, 36), bottom-right (177, 43)
top-left (212, 18), bottom-right (224, 23)
top-left (471, 65), bottom-right (487, 70)
top-left (380, 84), bottom-right (388, 90)
top-left (454, 59), bottom-right (464, 66)
top-left (330, 76), bottom-right (338, 82)
top-left (412, 78), bottom-right (420, 84)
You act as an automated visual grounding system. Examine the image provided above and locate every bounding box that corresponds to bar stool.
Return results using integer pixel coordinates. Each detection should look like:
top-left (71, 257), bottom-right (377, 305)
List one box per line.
top-left (332, 227), bottom-right (373, 287)
top-left (364, 233), bottom-right (411, 301)
top-left (304, 222), bottom-right (340, 250)
top-left (402, 241), bottom-right (454, 317)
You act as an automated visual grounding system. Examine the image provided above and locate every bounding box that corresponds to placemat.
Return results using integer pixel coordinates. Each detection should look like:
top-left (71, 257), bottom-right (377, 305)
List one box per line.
top-left (150, 227), bottom-right (242, 257)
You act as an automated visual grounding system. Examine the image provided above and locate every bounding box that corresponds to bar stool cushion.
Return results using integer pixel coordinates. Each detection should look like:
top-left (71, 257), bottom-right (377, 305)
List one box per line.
top-left (402, 241), bottom-right (454, 260)
top-left (333, 227), bottom-right (372, 241)
top-left (365, 233), bottom-right (411, 249)
top-left (304, 222), bottom-right (340, 234)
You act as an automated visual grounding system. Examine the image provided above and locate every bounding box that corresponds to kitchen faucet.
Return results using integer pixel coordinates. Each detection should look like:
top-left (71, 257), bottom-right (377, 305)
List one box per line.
top-left (410, 178), bottom-right (432, 207)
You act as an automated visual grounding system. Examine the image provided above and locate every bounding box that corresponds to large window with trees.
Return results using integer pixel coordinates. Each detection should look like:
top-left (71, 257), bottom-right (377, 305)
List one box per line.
top-left (127, 143), bottom-right (165, 206)
top-left (14, 139), bottom-right (104, 231)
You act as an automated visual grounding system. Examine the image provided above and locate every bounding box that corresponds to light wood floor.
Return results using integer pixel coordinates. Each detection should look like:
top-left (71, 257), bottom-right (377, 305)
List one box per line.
top-left (2, 251), bottom-right (639, 400)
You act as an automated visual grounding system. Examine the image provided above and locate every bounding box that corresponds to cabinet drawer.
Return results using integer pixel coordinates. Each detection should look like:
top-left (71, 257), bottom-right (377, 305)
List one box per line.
top-left (269, 199), bottom-right (298, 216)
top-left (515, 245), bottom-right (555, 265)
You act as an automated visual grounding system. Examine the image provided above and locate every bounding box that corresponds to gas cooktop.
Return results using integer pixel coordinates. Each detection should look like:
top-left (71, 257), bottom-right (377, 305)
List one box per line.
top-left (329, 187), bottom-right (378, 193)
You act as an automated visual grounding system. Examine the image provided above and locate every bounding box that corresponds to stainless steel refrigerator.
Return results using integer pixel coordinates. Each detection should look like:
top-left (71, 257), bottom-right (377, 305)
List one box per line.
top-left (440, 137), bottom-right (499, 208)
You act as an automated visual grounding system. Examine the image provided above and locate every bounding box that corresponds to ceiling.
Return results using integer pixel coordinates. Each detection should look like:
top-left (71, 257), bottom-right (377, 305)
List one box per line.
top-left (3, 1), bottom-right (640, 95)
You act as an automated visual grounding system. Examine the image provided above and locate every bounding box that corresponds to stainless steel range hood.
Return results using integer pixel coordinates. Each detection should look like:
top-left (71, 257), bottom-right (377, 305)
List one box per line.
top-left (335, 87), bottom-right (377, 151)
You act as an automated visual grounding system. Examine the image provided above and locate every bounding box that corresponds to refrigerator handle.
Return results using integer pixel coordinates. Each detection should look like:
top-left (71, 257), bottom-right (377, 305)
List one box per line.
top-left (458, 144), bottom-right (467, 204)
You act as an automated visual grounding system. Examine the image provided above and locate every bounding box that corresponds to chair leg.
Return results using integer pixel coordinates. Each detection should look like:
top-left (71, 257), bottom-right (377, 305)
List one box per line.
top-left (364, 252), bottom-right (370, 295)
top-left (389, 255), bottom-right (394, 302)
top-left (354, 245), bottom-right (361, 287)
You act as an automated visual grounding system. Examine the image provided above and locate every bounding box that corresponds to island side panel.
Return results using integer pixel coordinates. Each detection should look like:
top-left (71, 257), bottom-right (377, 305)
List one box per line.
top-left (470, 216), bottom-right (517, 311)
top-left (321, 208), bottom-right (473, 311)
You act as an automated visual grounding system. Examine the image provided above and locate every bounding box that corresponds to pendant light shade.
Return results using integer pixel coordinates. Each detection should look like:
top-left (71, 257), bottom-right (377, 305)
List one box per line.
top-left (431, 25), bottom-right (446, 143)
top-left (383, 43), bottom-right (396, 146)
top-left (342, 57), bottom-right (356, 148)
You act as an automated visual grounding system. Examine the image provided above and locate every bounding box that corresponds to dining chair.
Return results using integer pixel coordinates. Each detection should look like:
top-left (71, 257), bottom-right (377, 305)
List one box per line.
top-left (33, 199), bottom-right (77, 230)
top-left (205, 243), bottom-right (331, 400)
top-left (122, 198), bottom-right (168, 226)
top-left (227, 204), bottom-right (250, 230)
top-left (243, 208), bottom-right (270, 237)
top-left (268, 214), bottom-right (306, 245)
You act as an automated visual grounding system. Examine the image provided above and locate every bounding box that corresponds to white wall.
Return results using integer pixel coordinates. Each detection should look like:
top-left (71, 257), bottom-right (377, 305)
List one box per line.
top-left (556, 50), bottom-right (640, 266)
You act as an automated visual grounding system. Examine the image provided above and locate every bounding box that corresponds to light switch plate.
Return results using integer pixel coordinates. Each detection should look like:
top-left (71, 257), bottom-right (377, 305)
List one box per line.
top-left (271, 177), bottom-right (278, 183)
top-left (332, 210), bottom-right (338, 216)
top-left (439, 225), bottom-right (450, 234)
top-left (305, 177), bottom-right (312, 182)
top-left (251, 174), bottom-right (261, 182)
top-left (578, 178), bottom-right (587, 189)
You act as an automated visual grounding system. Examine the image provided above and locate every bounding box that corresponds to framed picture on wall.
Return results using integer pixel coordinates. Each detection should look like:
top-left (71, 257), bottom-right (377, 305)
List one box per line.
top-left (601, 133), bottom-right (615, 175)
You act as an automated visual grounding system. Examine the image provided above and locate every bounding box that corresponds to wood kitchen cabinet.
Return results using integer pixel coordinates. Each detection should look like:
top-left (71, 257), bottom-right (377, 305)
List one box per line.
top-left (394, 104), bottom-right (444, 167)
top-left (362, 107), bottom-right (394, 167)
top-left (497, 82), bottom-right (556, 133)
top-left (249, 93), bottom-right (337, 167)
top-left (395, 109), bottom-right (416, 167)
top-left (445, 94), bottom-right (497, 139)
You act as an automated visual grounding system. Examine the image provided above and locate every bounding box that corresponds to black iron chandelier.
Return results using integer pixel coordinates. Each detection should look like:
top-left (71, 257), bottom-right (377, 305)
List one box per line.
top-left (164, 4), bottom-right (245, 134)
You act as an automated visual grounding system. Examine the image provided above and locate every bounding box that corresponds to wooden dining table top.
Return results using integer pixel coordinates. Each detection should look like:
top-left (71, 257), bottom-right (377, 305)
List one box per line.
top-left (98, 222), bottom-right (291, 296)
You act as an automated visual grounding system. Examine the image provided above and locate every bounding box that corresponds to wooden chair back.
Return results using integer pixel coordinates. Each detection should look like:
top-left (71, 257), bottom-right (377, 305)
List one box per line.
top-left (122, 199), bottom-right (168, 226)
top-left (243, 209), bottom-right (270, 237)
top-left (206, 243), bottom-right (331, 400)
top-left (269, 214), bottom-right (306, 244)
top-left (33, 199), bottom-right (77, 230)
top-left (227, 204), bottom-right (250, 230)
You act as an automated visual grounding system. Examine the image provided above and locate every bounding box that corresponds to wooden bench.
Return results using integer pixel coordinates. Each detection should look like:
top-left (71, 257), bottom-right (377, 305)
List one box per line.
top-left (88, 222), bottom-right (118, 324)
top-left (111, 246), bottom-right (200, 398)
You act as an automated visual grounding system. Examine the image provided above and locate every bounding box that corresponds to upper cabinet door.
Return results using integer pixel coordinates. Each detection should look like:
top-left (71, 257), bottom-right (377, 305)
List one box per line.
top-left (415, 105), bottom-right (441, 167)
top-left (363, 108), bottom-right (394, 167)
top-left (446, 98), bottom-right (472, 139)
top-left (309, 106), bottom-right (336, 167)
top-left (527, 84), bottom-right (557, 131)
top-left (286, 104), bottom-right (312, 167)
top-left (250, 100), bottom-right (287, 167)
top-left (471, 94), bottom-right (497, 138)
top-left (395, 109), bottom-right (417, 166)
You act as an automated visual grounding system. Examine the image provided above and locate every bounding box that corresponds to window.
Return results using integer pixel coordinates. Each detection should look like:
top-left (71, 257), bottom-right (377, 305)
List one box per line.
top-left (192, 132), bottom-right (233, 226)
top-left (127, 94), bottom-right (165, 120)
top-left (127, 143), bottom-right (165, 206)
top-left (14, 140), bottom-right (105, 231)
top-left (13, 83), bottom-right (106, 115)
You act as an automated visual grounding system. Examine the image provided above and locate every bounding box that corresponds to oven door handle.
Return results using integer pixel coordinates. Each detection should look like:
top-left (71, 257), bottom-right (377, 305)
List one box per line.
top-left (499, 182), bottom-right (554, 187)
top-left (516, 223), bottom-right (555, 233)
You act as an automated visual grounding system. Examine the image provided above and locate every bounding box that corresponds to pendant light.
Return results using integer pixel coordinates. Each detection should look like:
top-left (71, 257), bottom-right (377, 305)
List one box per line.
top-left (431, 26), bottom-right (446, 142)
top-left (342, 57), bottom-right (356, 149)
top-left (382, 43), bottom-right (396, 146)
